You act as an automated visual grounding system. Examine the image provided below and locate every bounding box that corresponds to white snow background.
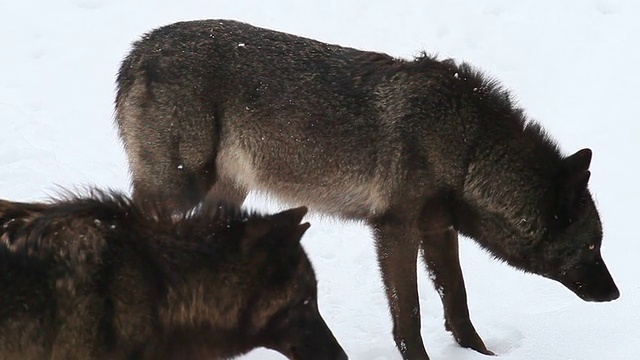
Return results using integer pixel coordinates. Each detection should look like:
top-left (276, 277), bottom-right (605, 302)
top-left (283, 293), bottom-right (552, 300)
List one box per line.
top-left (1, 1), bottom-right (638, 359)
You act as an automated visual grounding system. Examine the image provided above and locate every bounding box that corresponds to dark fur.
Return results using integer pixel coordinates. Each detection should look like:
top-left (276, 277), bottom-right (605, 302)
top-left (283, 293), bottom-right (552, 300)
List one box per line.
top-left (0, 190), bottom-right (347, 360)
top-left (115, 20), bottom-right (619, 359)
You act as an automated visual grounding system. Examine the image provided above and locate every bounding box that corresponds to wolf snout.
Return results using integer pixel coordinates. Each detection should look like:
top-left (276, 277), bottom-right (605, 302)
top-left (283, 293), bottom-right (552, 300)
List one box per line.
top-left (580, 283), bottom-right (620, 302)
top-left (568, 260), bottom-right (620, 302)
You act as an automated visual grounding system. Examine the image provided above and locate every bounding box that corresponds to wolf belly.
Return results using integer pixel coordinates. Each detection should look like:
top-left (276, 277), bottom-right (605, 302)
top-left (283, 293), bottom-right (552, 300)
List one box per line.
top-left (216, 140), bottom-right (391, 219)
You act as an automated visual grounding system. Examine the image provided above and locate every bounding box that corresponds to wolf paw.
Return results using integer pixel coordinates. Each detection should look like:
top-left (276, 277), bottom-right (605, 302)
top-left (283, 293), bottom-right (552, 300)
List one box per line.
top-left (445, 319), bottom-right (494, 355)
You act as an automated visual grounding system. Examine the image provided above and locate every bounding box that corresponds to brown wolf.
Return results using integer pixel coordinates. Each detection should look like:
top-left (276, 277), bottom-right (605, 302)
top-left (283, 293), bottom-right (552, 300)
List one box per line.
top-left (0, 190), bottom-right (347, 360)
top-left (115, 19), bottom-right (620, 359)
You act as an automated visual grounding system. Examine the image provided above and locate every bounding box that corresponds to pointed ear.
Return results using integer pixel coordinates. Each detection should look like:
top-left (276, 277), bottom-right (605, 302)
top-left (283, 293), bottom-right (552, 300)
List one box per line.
top-left (241, 207), bottom-right (309, 253)
top-left (268, 206), bottom-right (308, 227)
top-left (268, 207), bottom-right (309, 247)
top-left (563, 148), bottom-right (592, 174)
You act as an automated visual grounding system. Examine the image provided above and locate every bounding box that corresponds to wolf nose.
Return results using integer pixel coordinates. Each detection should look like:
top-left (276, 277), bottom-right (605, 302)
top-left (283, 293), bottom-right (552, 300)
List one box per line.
top-left (606, 286), bottom-right (620, 301)
top-left (599, 276), bottom-right (620, 302)
top-left (584, 284), bottom-right (620, 302)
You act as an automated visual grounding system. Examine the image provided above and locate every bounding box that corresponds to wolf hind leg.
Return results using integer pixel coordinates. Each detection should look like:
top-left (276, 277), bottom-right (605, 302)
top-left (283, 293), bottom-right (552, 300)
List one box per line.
top-left (420, 227), bottom-right (493, 355)
top-left (370, 213), bottom-right (429, 360)
top-left (117, 74), bottom-right (220, 212)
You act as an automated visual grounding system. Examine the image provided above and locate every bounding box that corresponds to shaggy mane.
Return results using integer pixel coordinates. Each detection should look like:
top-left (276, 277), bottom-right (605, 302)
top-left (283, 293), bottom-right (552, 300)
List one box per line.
top-left (48, 187), bottom-right (250, 224)
top-left (412, 53), bottom-right (562, 159)
top-left (0, 188), bottom-right (253, 253)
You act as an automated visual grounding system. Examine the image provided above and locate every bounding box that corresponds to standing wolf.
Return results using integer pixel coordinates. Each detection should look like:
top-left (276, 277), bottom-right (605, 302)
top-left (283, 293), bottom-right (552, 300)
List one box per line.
top-left (115, 20), bottom-right (620, 359)
top-left (0, 190), bottom-right (347, 360)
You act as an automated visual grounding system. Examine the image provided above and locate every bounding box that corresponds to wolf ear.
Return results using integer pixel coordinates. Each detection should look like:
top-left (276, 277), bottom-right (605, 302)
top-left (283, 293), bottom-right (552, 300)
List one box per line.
top-left (556, 149), bottom-right (593, 225)
top-left (269, 206), bottom-right (308, 227)
top-left (268, 206), bottom-right (309, 246)
top-left (562, 148), bottom-right (592, 195)
top-left (242, 206), bottom-right (309, 251)
top-left (563, 148), bottom-right (592, 174)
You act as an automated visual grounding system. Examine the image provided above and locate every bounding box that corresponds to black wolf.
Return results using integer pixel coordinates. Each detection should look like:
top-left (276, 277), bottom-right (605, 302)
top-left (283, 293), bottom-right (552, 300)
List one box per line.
top-left (0, 190), bottom-right (347, 360)
top-left (115, 20), bottom-right (620, 359)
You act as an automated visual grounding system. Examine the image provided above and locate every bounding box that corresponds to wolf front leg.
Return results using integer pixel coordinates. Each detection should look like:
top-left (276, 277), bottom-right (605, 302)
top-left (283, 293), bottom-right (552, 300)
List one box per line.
top-left (371, 215), bottom-right (429, 360)
top-left (420, 227), bottom-right (493, 355)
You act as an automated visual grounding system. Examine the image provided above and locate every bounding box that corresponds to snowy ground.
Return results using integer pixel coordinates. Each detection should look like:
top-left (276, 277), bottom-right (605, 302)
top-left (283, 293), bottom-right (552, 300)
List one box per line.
top-left (1, 1), bottom-right (639, 359)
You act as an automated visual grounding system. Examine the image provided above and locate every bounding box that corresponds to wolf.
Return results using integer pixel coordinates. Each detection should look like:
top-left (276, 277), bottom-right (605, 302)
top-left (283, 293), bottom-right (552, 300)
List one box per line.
top-left (0, 190), bottom-right (347, 360)
top-left (114, 19), bottom-right (620, 359)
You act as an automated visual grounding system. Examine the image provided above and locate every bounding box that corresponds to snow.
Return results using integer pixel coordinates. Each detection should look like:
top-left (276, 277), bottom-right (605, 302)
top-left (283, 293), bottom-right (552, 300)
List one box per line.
top-left (1, 1), bottom-right (639, 359)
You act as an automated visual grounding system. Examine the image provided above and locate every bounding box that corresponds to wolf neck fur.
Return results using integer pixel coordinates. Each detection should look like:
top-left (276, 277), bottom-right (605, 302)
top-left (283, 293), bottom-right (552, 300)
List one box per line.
top-left (411, 58), bottom-right (566, 250)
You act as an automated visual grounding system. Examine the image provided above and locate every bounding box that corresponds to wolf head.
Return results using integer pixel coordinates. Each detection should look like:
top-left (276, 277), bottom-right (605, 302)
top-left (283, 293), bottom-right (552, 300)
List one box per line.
top-left (238, 206), bottom-right (348, 360)
top-left (460, 148), bottom-right (619, 302)
top-left (534, 149), bottom-right (619, 302)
